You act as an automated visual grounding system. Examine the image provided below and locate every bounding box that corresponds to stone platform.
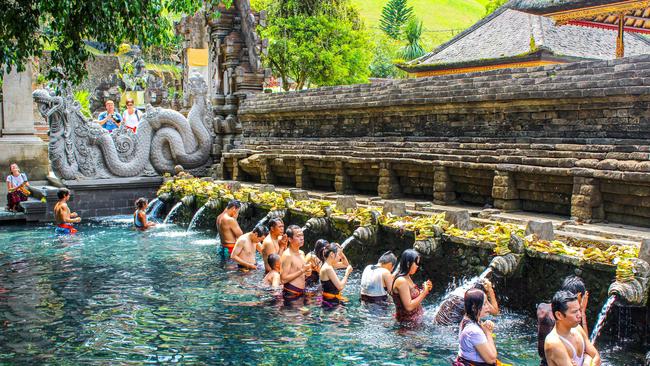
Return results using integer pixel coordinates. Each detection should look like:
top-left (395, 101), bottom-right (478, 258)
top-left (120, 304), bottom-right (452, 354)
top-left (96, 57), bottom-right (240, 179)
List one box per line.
top-left (62, 177), bottom-right (164, 218)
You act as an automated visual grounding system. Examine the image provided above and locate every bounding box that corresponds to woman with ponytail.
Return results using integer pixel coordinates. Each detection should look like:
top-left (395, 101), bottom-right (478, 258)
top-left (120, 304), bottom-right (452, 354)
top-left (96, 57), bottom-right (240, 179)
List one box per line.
top-left (453, 288), bottom-right (499, 366)
top-left (391, 249), bottom-right (432, 322)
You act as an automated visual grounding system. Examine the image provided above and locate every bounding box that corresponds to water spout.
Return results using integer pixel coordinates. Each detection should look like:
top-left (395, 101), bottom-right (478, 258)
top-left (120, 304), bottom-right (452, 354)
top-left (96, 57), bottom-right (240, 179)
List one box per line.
top-left (590, 295), bottom-right (617, 344)
top-left (146, 198), bottom-right (160, 214)
top-left (147, 198), bottom-right (164, 219)
top-left (340, 236), bottom-right (355, 250)
top-left (163, 202), bottom-right (183, 224)
top-left (432, 274), bottom-right (488, 325)
top-left (302, 217), bottom-right (328, 235)
top-left (187, 204), bottom-right (208, 232)
top-left (255, 209), bottom-right (286, 228)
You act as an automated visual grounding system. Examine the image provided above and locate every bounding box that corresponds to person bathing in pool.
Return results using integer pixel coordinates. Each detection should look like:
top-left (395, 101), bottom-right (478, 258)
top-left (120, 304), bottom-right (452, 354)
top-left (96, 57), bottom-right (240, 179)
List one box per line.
top-left (305, 239), bottom-right (349, 287)
top-left (217, 200), bottom-right (243, 259)
top-left (133, 198), bottom-right (156, 231)
top-left (319, 242), bottom-right (353, 307)
top-left (54, 188), bottom-right (81, 235)
top-left (231, 225), bottom-right (269, 271)
top-left (392, 249), bottom-right (432, 323)
top-left (280, 225), bottom-right (312, 301)
top-left (263, 253), bottom-right (282, 289)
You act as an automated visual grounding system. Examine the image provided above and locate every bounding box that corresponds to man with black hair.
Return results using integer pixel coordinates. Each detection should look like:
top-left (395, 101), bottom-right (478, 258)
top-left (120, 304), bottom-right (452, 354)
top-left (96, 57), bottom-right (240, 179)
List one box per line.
top-left (360, 251), bottom-right (397, 303)
top-left (538, 276), bottom-right (590, 366)
top-left (261, 218), bottom-right (287, 273)
top-left (544, 290), bottom-right (600, 366)
top-left (217, 200), bottom-right (243, 258)
top-left (280, 225), bottom-right (312, 301)
top-left (231, 225), bottom-right (269, 271)
top-left (54, 188), bottom-right (81, 234)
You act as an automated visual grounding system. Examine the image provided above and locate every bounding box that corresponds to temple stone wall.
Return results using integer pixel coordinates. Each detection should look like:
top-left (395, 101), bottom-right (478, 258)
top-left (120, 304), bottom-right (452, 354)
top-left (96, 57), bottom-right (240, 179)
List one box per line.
top-left (226, 55), bottom-right (650, 226)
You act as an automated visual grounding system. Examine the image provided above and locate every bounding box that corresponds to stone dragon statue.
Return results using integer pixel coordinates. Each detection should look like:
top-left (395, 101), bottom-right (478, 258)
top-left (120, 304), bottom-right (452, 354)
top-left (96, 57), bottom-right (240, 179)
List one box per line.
top-left (33, 74), bottom-right (213, 180)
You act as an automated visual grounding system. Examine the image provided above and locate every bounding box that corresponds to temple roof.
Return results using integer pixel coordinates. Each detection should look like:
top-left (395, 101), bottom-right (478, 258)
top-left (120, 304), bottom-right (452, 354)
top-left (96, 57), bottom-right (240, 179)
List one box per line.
top-left (400, 7), bottom-right (650, 73)
top-left (507, 0), bottom-right (622, 15)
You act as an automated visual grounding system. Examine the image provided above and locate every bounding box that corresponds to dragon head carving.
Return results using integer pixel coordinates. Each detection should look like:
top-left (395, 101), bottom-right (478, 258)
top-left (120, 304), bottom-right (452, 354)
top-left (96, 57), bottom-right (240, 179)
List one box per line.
top-left (188, 73), bottom-right (208, 97)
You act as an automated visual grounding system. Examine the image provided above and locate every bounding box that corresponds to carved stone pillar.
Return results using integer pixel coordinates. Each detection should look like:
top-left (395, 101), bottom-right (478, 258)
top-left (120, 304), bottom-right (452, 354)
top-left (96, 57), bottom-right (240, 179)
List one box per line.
top-left (295, 158), bottom-right (312, 189)
top-left (492, 171), bottom-right (521, 211)
top-left (433, 166), bottom-right (456, 204)
top-left (571, 176), bottom-right (604, 222)
top-left (378, 162), bottom-right (401, 199)
top-left (335, 161), bottom-right (352, 194)
top-left (259, 157), bottom-right (275, 184)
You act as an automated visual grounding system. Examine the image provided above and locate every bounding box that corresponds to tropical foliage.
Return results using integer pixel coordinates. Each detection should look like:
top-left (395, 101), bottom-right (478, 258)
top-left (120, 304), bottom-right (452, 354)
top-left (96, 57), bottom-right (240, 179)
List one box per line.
top-left (400, 17), bottom-right (425, 60)
top-left (379, 0), bottom-right (414, 40)
top-left (258, 0), bottom-right (372, 90)
top-left (0, 0), bottom-right (229, 84)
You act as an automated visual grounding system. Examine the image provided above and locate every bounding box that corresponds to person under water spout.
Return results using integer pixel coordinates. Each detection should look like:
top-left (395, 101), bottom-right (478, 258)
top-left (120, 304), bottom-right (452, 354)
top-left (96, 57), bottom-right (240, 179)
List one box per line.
top-left (453, 288), bottom-right (511, 366)
top-left (305, 239), bottom-right (349, 288)
top-left (360, 251), bottom-right (397, 303)
top-left (544, 291), bottom-right (601, 366)
top-left (434, 278), bottom-right (500, 326)
top-left (54, 188), bottom-right (81, 235)
top-left (538, 276), bottom-right (590, 366)
top-left (217, 200), bottom-right (243, 259)
top-left (133, 198), bottom-right (156, 231)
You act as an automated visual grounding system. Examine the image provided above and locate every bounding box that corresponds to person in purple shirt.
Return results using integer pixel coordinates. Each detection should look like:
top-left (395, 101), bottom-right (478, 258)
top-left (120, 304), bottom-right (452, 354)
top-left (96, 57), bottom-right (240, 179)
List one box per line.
top-left (97, 100), bottom-right (122, 132)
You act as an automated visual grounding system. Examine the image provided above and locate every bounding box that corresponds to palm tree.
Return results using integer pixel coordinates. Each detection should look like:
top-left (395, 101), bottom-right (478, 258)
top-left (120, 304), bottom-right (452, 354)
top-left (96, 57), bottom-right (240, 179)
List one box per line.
top-left (400, 17), bottom-right (425, 61)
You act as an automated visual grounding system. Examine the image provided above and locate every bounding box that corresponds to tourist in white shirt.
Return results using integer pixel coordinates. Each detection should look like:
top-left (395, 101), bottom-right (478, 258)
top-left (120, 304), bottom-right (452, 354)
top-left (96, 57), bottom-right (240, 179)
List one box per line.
top-left (122, 98), bottom-right (143, 133)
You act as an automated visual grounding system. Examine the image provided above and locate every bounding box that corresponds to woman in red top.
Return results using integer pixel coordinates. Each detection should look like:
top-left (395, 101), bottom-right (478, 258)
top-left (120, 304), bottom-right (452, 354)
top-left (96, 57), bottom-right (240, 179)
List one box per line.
top-left (391, 249), bottom-right (432, 323)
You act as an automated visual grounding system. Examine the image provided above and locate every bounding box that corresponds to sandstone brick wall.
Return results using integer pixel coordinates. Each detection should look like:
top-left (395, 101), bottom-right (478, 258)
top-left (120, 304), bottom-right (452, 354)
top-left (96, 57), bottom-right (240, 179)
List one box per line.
top-left (239, 55), bottom-right (650, 140)
top-left (225, 55), bottom-right (650, 227)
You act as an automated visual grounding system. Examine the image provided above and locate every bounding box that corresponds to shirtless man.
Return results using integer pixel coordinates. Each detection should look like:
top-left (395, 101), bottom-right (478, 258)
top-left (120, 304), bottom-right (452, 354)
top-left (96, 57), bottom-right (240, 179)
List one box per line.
top-left (54, 188), bottom-right (81, 234)
top-left (217, 200), bottom-right (243, 258)
top-left (261, 218), bottom-right (287, 273)
top-left (231, 225), bottom-right (269, 271)
top-left (545, 291), bottom-right (601, 366)
top-left (538, 276), bottom-right (590, 366)
top-left (280, 225), bottom-right (312, 300)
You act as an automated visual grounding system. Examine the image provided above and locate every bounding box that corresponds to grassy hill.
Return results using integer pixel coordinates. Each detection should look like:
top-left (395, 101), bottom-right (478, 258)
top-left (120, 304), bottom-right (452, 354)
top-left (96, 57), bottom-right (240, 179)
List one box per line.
top-left (351, 0), bottom-right (489, 50)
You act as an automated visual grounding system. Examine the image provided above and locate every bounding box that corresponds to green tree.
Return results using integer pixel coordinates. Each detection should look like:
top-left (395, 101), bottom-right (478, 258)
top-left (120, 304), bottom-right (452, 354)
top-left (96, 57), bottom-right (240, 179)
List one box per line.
top-left (370, 37), bottom-right (401, 78)
top-left (1, 0), bottom-right (230, 85)
top-left (400, 17), bottom-right (425, 61)
top-left (260, 0), bottom-right (372, 90)
top-left (380, 0), bottom-right (414, 40)
top-left (484, 0), bottom-right (508, 16)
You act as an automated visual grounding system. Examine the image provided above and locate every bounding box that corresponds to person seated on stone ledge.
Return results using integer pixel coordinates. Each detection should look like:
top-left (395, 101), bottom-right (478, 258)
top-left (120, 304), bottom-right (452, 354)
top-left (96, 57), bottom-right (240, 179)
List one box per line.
top-left (54, 188), bottom-right (81, 235)
top-left (5, 163), bottom-right (30, 212)
top-left (97, 100), bottom-right (122, 132)
top-left (434, 278), bottom-right (500, 326)
top-left (133, 198), bottom-right (156, 231)
top-left (360, 251), bottom-right (397, 303)
top-left (122, 98), bottom-right (143, 133)
top-left (538, 276), bottom-right (590, 366)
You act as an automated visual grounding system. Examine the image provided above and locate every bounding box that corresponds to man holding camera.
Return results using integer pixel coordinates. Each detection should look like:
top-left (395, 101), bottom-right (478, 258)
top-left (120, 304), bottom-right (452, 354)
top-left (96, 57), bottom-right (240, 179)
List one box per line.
top-left (97, 100), bottom-right (123, 132)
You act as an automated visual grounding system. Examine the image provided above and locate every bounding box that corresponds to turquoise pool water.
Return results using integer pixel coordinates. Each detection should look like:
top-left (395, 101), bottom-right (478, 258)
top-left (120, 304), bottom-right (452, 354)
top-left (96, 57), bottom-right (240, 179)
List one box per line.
top-left (0, 217), bottom-right (642, 364)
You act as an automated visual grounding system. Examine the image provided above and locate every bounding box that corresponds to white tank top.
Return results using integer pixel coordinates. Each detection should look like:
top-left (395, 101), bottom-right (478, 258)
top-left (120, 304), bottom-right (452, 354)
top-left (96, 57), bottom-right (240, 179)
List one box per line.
top-left (558, 329), bottom-right (586, 366)
top-left (360, 265), bottom-right (388, 297)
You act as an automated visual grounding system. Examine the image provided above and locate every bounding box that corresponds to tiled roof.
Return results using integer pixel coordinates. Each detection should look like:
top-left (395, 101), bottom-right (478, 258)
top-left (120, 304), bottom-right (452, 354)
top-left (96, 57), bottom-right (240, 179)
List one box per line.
top-left (405, 7), bottom-right (650, 69)
top-left (507, 0), bottom-right (617, 15)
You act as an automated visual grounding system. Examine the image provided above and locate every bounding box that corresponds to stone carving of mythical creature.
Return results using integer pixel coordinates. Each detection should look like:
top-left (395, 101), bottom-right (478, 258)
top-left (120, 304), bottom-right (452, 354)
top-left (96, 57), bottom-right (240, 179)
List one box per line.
top-left (33, 74), bottom-right (213, 180)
